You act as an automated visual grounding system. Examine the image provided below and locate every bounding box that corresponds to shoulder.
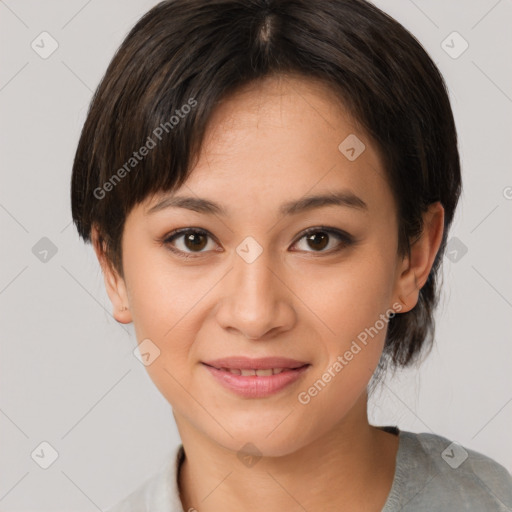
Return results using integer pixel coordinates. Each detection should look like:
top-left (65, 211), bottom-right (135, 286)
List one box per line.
top-left (383, 429), bottom-right (512, 512)
top-left (105, 445), bottom-right (185, 512)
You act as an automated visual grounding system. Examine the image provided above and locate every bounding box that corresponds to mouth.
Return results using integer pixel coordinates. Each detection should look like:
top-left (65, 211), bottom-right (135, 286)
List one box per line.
top-left (202, 356), bottom-right (309, 372)
top-left (202, 361), bottom-right (311, 398)
top-left (202, 364), bottom-right (310, 376)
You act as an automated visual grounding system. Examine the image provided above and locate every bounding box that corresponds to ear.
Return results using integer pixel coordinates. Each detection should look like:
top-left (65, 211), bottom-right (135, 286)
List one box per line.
top-left (393, 202), bottom-right (445, 312)
top-left (91, 225), bottom-right (132, 324)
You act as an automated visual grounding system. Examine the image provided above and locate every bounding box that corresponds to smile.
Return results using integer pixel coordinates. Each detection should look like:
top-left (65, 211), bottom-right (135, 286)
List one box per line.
top-left (215, 367), bottom-right (301, 376)
top-left (202, 363), bottom-right (311, 398)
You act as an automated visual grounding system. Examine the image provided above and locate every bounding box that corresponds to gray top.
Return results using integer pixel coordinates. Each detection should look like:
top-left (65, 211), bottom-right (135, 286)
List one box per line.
top-left (106, 427), bottom-right (512, 511)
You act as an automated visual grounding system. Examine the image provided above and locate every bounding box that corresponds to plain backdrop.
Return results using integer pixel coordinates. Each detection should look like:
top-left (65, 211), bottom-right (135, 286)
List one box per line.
top-left (0, 0), bottom-right (511, 510)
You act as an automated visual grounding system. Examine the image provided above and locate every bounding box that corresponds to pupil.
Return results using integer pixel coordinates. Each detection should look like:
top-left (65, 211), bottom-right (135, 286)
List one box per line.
top-left (307, 232), bottom-right (328, 251)
top-left (182, 231), bottom-right (330, 253)
top-left (185, 232), bottom-right (207, 251)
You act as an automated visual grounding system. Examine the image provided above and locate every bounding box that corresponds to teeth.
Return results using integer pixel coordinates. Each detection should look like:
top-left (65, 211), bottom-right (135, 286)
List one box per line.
top-left (220, 367), bottom-right (290, 376)
top-left (255, 369), bottom-right (273, 376)
top-left (224, 367), bottom-right (241, 375)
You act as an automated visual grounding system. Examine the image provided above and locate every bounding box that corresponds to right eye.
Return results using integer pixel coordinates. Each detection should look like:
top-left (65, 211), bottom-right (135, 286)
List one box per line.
top-left (163, 228), bottom-right (220, 259)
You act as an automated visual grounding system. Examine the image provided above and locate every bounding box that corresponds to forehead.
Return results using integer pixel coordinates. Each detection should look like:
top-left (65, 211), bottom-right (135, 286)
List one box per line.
top-left (144, 74), bottom-right (393, 221)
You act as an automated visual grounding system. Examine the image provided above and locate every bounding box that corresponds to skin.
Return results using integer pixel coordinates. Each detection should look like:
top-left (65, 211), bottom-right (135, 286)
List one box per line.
top-left (92, 74), bottom-right (444, 511)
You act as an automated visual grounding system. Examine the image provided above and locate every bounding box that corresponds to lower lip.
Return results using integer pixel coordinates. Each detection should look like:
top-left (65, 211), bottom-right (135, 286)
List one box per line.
top-left (202, 364), bottom-right (310, 398)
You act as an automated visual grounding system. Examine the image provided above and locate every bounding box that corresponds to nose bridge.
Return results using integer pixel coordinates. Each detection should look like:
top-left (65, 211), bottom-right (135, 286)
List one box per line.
top-left (234, 241), bottom-right (279, 313)
top-left (217, 237), bottom-right (292, 339)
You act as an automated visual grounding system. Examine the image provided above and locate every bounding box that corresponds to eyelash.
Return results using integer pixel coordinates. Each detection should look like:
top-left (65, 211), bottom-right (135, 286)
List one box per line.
top-left (161, 226), bottom-right (355, 260)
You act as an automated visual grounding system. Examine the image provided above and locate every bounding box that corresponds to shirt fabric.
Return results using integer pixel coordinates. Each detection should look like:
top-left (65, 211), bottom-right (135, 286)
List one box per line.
top-left (106, 426), bottom-right (512, 511)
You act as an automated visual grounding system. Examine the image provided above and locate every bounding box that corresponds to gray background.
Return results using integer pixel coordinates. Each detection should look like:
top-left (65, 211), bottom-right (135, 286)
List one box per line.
top-left (1, 0), bottom-right (511, 510)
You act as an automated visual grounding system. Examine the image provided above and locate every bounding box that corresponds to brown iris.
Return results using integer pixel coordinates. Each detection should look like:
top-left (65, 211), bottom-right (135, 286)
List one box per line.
top-left (305, 231), bottom-right (329, 251)
top-left (183, 232), bottom-right (208, 251)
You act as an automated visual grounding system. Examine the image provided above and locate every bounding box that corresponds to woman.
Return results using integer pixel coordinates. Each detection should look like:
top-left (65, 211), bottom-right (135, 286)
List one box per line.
top-left (70, 0), bottom-right (512, 510)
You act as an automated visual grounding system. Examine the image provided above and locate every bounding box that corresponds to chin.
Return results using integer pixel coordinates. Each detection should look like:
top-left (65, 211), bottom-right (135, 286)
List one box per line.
top-left (209, 420), bottom-right (312, 459)
top-left (230, 435), bottom-right (305, 460)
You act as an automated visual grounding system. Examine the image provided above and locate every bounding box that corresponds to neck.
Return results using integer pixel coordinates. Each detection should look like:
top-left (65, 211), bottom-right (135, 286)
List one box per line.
top-left (175, 392), bottom-right (399, 512)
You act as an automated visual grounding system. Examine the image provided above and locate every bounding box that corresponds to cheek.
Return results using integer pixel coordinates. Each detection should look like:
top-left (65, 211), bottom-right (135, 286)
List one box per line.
top-left (122, 242), bottom-right (188, 351)
top-left (123, 236), bottom-right (196, 329)
top-left (307, 248), bottom-right (397, 394)
top-left (293, 261), bottom-right (395, 423)
top-left (319, 253), bottom-right (395, 339)
top-left (122, 243), bottom-right (223, 399)
top-left (125, 264), bottom-right (199, 404)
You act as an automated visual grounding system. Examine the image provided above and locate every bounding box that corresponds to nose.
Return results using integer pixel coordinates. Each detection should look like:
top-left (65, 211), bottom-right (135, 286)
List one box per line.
top-left (215, 246), bottom-right (296, 341)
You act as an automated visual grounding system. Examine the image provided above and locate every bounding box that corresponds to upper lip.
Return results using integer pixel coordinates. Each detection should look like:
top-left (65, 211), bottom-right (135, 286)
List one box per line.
top-left (202, 356), bottom-right (309, 370)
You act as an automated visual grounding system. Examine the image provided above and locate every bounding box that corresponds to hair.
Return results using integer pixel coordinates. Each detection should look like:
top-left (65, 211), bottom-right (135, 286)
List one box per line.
top-left (70, 0), bottom-right (462, 381)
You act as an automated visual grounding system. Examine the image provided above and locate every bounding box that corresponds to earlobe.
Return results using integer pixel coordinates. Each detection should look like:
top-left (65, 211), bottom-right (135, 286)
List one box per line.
top-left (396, 270), bottom-right (420, 313)
top-left (394, 202), bottom-right (445, 313)
top-left (91, 225), bottom-right (133, 324)
top-left (115, 304), bottom-right (132, 324)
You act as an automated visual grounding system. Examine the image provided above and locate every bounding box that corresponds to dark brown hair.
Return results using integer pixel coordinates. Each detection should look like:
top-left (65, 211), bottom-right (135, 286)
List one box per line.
top-left (70, 0), bottom-right (462, 377)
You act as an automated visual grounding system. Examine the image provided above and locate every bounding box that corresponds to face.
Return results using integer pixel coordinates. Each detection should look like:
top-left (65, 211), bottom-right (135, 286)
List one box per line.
top-left (95, 74), bottom-right (441, 456)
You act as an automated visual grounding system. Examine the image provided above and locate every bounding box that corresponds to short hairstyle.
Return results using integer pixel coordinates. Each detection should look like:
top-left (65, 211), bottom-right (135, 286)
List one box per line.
top-left (70, 0), bottom-right (462, 377)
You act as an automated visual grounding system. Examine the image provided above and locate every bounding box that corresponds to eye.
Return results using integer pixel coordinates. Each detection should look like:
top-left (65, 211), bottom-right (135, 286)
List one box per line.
top-left (163, 228), bottom-right (219, 259)
top-left (291, 227), bottom-right (354, 254)
top-left (162, 226), bottom-right (355, 260)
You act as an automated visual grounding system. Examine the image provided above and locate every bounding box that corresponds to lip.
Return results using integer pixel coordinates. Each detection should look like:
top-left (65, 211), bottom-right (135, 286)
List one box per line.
top-left (202, 362), bottom-right (311, 398)
top-left (202, 356), bottom-right (309, 370)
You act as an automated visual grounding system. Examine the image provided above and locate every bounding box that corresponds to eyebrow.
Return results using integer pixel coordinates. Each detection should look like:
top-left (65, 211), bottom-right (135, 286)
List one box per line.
top-left (146, 190), bottom-right (368, 216)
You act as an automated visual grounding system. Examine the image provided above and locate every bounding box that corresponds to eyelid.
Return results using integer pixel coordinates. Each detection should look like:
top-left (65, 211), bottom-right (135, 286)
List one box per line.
top-left (294, 226), bottom-right (354, 244)
top-left (162, 227), bottom-right (220, 259)
top-left (291, 226), bottom-right (355, 254)
top-left (162, 226), bottom-right (355, 259)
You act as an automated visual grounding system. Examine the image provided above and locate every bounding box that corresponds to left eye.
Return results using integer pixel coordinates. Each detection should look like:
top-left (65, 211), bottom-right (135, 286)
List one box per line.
top-left (292, 227), bottom-right (353, 253)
